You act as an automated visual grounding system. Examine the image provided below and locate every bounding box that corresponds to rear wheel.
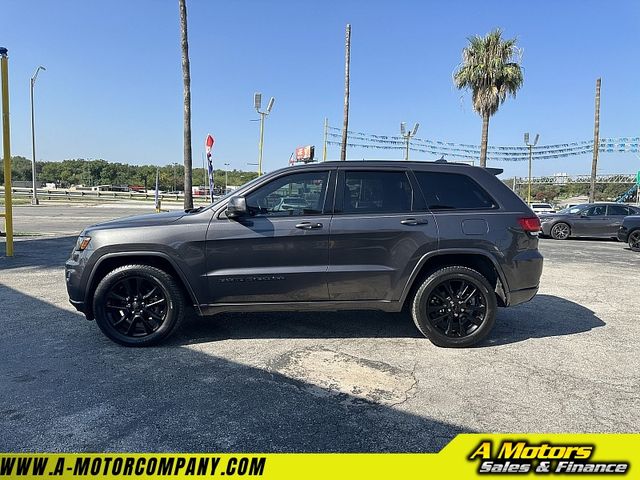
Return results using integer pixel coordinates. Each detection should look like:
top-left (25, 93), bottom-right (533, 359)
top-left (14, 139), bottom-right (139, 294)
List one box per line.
top-left (550, 222), bottom-right (570, 240)
top-left (93, 264), bottom-right (184, 347)
top-left (629, 230), bottom-right (640, 252)
top-left (411, 266), bottom-right (496, 347)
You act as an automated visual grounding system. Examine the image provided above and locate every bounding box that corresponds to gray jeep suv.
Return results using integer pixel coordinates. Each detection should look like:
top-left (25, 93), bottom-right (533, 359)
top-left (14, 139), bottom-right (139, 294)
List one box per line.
top-left (65, 161), bottom-right (543, 348)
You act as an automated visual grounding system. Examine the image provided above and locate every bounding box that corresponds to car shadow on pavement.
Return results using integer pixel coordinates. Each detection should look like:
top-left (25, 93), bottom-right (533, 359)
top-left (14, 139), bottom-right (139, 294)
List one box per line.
top-left (174, 294), bottom-right (604, 347)
top-left (0, 283), bottom-right (469, 453)
top-left (175, 310), bottom-right (423, 345)
top-left (481, 294), bottom-right (605, 347)
top-left (0, 236), bottom-right (76, 270)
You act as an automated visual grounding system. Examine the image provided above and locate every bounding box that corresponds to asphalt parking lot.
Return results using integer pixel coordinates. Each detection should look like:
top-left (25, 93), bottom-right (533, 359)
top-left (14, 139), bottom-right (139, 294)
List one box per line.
top-left (1, 204), bottom-right (639, 452)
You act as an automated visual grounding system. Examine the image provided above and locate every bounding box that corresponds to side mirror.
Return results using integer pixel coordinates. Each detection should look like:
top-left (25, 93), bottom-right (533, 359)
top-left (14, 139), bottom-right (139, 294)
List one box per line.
top-left (225, 196), bottom-right (248, 219)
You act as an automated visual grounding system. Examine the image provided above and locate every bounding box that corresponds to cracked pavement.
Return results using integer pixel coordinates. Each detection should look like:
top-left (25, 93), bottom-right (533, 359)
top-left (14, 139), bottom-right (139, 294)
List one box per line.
top-left (1, 205), bottom-right (639, 452)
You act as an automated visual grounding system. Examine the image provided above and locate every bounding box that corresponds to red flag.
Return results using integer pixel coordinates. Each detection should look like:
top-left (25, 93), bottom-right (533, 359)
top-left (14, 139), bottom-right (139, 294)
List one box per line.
top-left (205, 134), bottom-right (215, 158)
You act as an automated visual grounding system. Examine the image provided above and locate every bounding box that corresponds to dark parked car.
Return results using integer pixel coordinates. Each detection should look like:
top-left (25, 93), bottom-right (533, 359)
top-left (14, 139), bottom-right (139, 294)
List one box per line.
top-left (539, 203), bottom-right (640, 240)
top-left (66, 161), bottom-right (543, 348)
top-left (617, 215), bottom-right (640, 251)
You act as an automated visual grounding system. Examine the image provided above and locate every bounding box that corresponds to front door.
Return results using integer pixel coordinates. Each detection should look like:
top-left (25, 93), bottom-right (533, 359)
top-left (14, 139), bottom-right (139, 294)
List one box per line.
top-left (572, 204), bottom-right (608, 236)
top-left (204, 170), bottom-right (334, 304)
top-left (327, 168), bottom-right (437, 301)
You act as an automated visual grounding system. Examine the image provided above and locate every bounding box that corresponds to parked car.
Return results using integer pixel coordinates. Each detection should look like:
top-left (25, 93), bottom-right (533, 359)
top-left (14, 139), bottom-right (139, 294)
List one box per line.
top-left (273, 196), bottom-right (309, 212)
top-left (617, 215), bottom-right (640, 251)
top-left (529, 203), bottom-right (555, 214)
top-left (539, 203), bottom-right (640, 240)
top-left (66, 161), bottom-right (543, 348)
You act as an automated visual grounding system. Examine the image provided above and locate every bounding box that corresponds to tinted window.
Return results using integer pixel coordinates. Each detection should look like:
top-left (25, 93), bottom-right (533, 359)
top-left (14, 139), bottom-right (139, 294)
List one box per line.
top-left (607, 205), bottom-right (631, 216)
top-left (342, 171), bottom-right (413, 214)
top-left (245, 171), bottom-right (329, 217)
top-left (414, 171), bottom-right (497, 210)
top-left (584, 205), bottom-right (606, 216)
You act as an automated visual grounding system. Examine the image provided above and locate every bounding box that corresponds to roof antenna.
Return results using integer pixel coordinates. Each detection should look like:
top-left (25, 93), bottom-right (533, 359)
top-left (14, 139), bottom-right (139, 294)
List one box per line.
top-left (435, 155), bottom-right (447, 163)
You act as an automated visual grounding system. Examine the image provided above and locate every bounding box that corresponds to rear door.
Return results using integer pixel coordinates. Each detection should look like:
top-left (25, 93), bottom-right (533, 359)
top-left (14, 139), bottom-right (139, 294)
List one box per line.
top-left (327, 167), bottom-right (437, 301)
top-left (605, 204), bottom-right (634, 236)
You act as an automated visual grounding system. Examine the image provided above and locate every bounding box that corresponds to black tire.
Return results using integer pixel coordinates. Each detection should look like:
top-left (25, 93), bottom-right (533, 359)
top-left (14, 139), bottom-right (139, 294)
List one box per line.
top-left (411, 266), bottom-right (496, 348)
top-left (93, 264), bottom-right (184, 347)
top-left (629, 229), bottom-right (640, 252)
top-left (550, 222), bottom-right (571, 240)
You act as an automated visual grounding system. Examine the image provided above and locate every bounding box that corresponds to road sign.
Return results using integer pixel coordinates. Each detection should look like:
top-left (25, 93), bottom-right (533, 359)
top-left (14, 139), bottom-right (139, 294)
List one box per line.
top-left (636, 170), bottom-right (640, 185)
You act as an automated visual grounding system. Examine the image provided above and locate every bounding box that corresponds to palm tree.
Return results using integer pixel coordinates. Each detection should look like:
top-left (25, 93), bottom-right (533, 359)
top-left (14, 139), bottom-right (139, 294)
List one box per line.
top-left (454, 29), bottom-right (523, 167)
top-left (178, 0), bottom-right (193, 209)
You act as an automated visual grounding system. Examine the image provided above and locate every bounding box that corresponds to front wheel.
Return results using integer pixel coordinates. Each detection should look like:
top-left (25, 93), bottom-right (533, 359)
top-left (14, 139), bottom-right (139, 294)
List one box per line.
top-left (550, 222), bottom-right (571, 240)
top-left (629, 230), bottom-right (640, 252)
top-left (411, 266), bottom-right (497, 347)
top-left (93, 264), bottom-right (184, 347)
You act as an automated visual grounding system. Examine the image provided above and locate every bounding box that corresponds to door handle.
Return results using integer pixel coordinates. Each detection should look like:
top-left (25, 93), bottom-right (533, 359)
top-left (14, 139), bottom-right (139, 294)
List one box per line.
top-left (400, 218), bottom-right (428, 226)
top-left (295, 222), bottom-right (323, 230)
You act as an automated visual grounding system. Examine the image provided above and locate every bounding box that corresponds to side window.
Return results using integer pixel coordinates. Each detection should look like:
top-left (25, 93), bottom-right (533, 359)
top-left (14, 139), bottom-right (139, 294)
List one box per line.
top-left (585, 205), bottom-right (606, 216)
top-left (245, 171), bottom-right (329, 217)
top-left (607, 205), bottom-right (630, 216)
top-left (414, 171), bottom-right (497, 210)
top-left (342, 170), bottom-right (413, 214)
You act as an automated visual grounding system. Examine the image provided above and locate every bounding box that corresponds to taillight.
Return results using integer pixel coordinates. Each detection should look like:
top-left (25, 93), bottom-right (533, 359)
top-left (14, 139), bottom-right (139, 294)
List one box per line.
top-left (518, 217), bottom-right (541, 233)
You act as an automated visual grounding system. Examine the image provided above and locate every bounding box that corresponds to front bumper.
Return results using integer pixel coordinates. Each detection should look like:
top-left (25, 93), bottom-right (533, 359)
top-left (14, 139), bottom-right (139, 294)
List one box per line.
top-left (617, 226), bottom-right (629, 242)
top-left (508, 286), bottom-right (539, 306)
top-left (540, 220), bottom-right (554, 236)
top-left (65, 250), bottom-right (92, 318)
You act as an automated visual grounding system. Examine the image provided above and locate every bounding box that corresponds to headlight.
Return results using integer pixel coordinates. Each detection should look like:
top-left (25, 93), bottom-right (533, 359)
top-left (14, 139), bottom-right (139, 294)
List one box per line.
top-left (76, 236), bottom-right (91, 251)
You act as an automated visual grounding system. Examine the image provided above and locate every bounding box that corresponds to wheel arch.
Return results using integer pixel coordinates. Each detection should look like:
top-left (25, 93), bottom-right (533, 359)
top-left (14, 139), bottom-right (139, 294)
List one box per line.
top-left (550, 220), bottom-right (572, 237)
top-left (400, 250), bottom-right (509, 309)
top-left (84, 252), bottom-right (199, 320)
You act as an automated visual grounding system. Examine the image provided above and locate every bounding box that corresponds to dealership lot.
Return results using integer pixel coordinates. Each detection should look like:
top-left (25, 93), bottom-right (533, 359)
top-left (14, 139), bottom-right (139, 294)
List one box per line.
top-left (1, 205), bottom-right (639, 452)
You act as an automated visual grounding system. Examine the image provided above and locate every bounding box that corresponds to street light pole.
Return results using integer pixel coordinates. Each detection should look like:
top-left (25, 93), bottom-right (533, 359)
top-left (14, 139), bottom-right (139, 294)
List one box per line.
top-left (30, 65), bottom-right (45, 205)
top-left (524, 132), bottom-right (540, 205)
top-left (224, 162), bottom-right (230, 194)
top-left (400, 122), bottom-right (419, 161)
top-left (254, 93), bottom-right (275, 176)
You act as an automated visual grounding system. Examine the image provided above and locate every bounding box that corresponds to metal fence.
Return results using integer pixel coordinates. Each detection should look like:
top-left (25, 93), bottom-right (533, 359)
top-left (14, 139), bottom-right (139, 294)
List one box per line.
top-left (0, 187), bottom-right (221, 202)
top-left (513, 173), bottom-right (635, 186)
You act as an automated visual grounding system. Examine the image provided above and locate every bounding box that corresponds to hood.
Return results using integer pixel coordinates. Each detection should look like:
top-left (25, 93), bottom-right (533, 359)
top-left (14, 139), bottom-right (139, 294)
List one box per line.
top-left (85, 209), bottom-right (188, 232)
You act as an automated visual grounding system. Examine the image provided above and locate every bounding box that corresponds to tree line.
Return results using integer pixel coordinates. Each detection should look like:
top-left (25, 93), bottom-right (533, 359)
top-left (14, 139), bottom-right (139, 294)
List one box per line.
top-left (1, 157), bottom-right (258, 192)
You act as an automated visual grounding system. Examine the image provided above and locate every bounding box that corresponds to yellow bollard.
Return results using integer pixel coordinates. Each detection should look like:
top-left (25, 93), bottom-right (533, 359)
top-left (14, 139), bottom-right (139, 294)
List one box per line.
top-left (1, 47), bottom-right (13, 257)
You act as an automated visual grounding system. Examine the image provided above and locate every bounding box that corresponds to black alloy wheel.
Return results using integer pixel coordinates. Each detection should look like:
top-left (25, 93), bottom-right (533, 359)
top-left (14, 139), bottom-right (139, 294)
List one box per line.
top-left (411, 266), bottom-right (497, 348)
top-left (426, 278), bottom-right (487, 338)
top-left (629, 230), bottom-right (640, 252)
top-left (104, 276), bottom-right (168, 337)
top-left (93, 264), bottom-right (184, 346)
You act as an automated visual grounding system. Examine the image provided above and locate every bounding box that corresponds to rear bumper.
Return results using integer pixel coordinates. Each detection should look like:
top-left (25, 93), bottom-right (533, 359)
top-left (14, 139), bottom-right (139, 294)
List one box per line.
top-left (507, 286), bottom-right (539, 306)
top-left (69, 298), bottom-right (86, 313)
top-left (502, 249), bottom-right (543, 307)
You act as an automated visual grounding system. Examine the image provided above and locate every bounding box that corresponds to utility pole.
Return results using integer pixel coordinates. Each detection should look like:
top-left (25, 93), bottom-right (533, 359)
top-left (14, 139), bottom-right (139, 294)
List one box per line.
top-left (254, 92), bottom-right (275, 176)
top-left (524, 132), bottom-right (540, 204)
top-left (400, 122), bottom-right (419, 161)
top-left (1, 47), bottom-right (14, 256)
top-left (340, 24), bottom-right (351, 161)
top-left (589, 78), bottom-right (601, 203)
top-left (30, 66), bottom-right (45, 205)
top-left (322, 117), bottom-right (328, 161)
top-left (224, 162), bottom-right (230, 194)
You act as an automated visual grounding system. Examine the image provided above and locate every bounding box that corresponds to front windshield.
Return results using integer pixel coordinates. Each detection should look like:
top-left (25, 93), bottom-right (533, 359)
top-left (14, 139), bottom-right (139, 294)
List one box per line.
top-left (557, 205), bottom-right (585, 215)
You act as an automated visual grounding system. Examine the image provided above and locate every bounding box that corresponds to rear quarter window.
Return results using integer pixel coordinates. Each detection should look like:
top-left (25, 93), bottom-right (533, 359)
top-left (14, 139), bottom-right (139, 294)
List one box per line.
top-left (414, 171), bottom-right (498, 210)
